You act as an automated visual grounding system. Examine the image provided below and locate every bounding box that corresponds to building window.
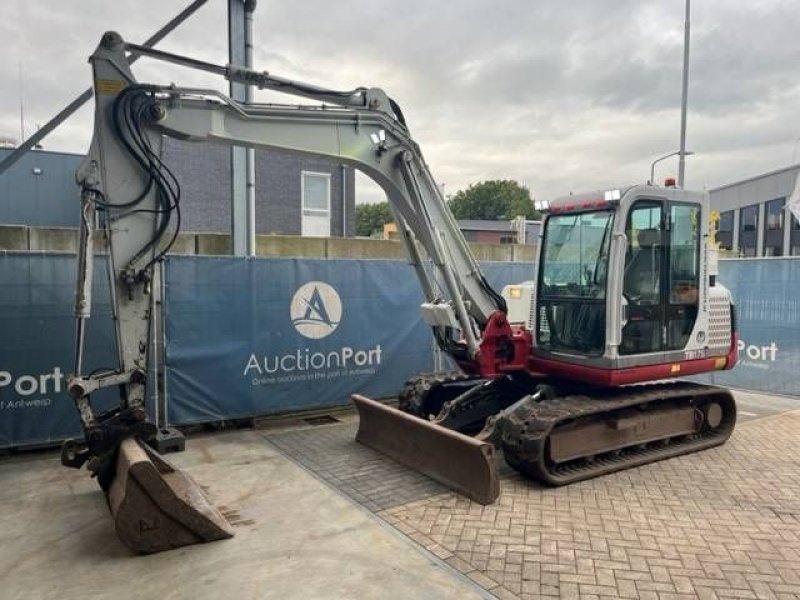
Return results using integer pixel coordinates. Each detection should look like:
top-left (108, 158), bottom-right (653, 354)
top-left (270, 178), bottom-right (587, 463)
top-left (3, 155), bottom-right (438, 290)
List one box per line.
top-left (765, 198), bottom-right (785, 230)
top-left (738, 204), bottom-right (758, 257)
top-left (791, 213), bottom-right (800, 256)
top-left (301, 172), bottom-right (331, 237)
top-left (763, 197), bottom-right (785, 256)
top-left (717, 210), bottom-right (733, 251)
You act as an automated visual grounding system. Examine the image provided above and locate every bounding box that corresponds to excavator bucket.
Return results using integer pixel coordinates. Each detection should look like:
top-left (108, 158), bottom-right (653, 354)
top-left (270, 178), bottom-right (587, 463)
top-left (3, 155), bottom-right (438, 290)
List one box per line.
top-left (106, 438), bottom-right (234, 554)
top-left (352, 394), bottom-right (500, 505)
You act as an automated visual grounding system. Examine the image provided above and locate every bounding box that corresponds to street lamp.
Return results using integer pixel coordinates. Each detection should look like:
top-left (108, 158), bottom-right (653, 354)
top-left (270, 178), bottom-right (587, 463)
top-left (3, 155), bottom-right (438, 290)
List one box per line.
top-left (650, 151), bottom-right (694, 186)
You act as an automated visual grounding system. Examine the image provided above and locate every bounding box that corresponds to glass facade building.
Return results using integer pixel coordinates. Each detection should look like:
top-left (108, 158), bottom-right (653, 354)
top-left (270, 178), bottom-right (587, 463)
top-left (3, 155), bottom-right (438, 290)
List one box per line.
top-left (710, 165), bottom-right (800, 258)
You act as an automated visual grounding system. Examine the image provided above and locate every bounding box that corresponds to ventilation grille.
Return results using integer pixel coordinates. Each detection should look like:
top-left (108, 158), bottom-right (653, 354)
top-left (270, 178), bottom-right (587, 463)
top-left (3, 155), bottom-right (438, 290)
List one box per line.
top-left (707, 295), bottom-right (732, 353)
top-left (538, 305), bottom-right (550, 344)
top-left (528, 296), bottom-right (537, 331)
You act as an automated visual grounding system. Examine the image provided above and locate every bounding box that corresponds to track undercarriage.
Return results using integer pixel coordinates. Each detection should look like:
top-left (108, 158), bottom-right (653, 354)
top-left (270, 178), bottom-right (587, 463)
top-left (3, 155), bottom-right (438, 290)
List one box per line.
top-left (354, 372), bottom-right (736, 501)
top-left (497, 381), bottom-right (736, 485)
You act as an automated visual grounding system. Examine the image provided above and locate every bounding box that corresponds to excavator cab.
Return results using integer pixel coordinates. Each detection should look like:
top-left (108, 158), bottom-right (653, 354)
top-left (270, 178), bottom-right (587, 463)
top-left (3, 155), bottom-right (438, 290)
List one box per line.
top-left (529, 185), bottom-right (736, 386)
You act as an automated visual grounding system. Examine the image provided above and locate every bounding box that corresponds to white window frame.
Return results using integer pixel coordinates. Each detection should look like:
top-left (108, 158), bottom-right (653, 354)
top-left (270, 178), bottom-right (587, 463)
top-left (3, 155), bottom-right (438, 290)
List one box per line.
top-left (301, 171), bottom-right (332, 237)
top-left (301, 171), bottom-right (332, 217)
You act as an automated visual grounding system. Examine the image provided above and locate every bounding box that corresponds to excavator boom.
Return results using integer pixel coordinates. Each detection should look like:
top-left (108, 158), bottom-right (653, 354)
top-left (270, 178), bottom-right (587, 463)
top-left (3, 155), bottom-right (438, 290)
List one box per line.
top-left (65, 31), bottom-right (509, 551)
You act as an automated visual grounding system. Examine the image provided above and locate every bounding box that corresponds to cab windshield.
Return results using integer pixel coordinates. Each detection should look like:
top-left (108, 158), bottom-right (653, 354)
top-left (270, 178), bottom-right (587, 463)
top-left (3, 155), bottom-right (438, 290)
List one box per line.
top-left (537, 210), bottom-right (614, 355)
top-left (540, 211), bottom-right (613, 299)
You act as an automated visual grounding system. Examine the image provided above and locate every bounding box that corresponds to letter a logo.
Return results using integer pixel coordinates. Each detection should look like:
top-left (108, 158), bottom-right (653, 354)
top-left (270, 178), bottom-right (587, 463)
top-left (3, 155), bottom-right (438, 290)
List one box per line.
top-left (290, 281), bottom-right (342, 339)
top-left (302, 287), bottom-right (332, 326)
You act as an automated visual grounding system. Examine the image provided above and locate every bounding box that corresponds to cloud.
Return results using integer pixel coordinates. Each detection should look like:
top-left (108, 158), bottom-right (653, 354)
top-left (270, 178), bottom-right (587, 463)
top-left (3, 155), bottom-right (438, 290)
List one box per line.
top-left (2, 0), bottom-right (799, 203)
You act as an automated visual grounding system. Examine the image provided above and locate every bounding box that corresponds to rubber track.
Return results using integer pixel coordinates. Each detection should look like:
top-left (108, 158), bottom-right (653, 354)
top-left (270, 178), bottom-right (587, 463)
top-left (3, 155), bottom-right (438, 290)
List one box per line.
top-left (499, 381), bottom-right (736, 486)
top-left (398, 371), bottom-right (480, 417)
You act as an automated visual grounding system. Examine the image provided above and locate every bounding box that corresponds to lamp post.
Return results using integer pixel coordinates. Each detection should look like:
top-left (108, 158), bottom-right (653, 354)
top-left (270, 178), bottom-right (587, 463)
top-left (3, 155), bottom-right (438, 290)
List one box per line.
top-left (677, 0), bottom-right (691, 187)
top-left (651, 151), bottom-right (694, 186)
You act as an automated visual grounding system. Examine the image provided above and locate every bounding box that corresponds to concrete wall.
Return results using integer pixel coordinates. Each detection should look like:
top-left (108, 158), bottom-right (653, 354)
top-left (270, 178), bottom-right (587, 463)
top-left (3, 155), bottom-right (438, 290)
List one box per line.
top-left (462, 230), bottom-right (517, 244)
top-left (0, 225), bottom-right (537, 262)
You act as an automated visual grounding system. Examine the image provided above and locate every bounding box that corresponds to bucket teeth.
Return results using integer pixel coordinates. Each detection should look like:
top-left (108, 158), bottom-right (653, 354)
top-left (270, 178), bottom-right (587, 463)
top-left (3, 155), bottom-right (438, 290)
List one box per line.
top-left (107, 438), bottom-right (234, 554)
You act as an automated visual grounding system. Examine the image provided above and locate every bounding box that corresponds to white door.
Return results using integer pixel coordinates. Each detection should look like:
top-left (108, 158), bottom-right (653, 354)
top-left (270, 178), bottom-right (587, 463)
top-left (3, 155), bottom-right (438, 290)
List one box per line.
top-left (301, 172), bottom-right (331, 237)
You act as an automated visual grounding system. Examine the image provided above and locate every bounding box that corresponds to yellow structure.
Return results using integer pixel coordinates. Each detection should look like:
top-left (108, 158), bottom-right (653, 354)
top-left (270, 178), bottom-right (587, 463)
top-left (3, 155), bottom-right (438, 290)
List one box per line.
top-left (383, 222), bottom-right (399, 240)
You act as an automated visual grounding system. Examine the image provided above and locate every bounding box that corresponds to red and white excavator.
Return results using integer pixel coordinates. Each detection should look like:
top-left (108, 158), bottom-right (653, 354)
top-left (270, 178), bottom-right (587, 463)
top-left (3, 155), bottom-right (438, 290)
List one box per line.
top-left (63, 31), bottom-right (736, 553)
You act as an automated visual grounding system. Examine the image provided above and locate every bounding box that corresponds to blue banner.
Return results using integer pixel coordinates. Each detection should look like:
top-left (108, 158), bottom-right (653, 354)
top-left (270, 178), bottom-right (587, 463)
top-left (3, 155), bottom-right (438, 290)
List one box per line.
top-left (0, 253), bottom-right (116, 448)
top-left (164, 257), bottom-right (534, 425)
top-left (693, 258), bottom-right (800, 396)
top-left (3, 253), bottom-right (797, 445)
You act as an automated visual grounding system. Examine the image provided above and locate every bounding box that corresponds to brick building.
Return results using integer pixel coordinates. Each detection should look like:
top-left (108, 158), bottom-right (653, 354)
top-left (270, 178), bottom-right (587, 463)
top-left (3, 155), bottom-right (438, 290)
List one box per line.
top-left (0, 143), bottom-right (356, 237)
top-left (162, 139), bottom-right (355, 237)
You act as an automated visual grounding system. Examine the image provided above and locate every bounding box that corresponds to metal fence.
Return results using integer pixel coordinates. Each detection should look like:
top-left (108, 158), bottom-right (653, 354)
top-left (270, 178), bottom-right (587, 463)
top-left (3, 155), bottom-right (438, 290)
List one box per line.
top-left (0, 253), bottom-right (532, 447)
top-left (0, 253), bottom-right (116, 447)
top-left (1, 253), bottom-right (796, 449)
top-left (691, 258), bottom-right (800, 396)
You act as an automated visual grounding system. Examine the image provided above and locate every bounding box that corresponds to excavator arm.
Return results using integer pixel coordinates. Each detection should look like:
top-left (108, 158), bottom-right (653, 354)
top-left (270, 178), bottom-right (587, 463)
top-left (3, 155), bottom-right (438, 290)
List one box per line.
top-left (64, 31), bottom-right (516, 552)
top-left (73, 32), bottom-right (508, 385)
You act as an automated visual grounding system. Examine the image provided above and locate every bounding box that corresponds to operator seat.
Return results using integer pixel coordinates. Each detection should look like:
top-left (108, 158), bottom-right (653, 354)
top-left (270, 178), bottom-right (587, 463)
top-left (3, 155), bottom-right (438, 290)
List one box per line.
top-left (622, 228), bottom-right (662, 353)
top-left (624, 228), bottom-right (661, 301)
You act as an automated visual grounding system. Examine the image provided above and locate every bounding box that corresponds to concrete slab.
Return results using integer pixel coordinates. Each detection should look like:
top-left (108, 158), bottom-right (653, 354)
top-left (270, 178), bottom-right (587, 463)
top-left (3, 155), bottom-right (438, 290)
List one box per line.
top-left (156, 231), bottom-right (196, 255)
top-left (468, 243), bottom-right (514, 262)
top-left (0, 428), bottom-right (490, 600)
top-left (256, 234), bottom-right (327, 258)
top-left (0, 225), bottom-right (28, 250)
top-left (27, 227), bottom-right (78, 253)
top-left (511, 244), bottom-right (536, 263)
top-left (326, 237), bottom-right (405, 259)
top-left (195, 233), bottom-right (232, 255)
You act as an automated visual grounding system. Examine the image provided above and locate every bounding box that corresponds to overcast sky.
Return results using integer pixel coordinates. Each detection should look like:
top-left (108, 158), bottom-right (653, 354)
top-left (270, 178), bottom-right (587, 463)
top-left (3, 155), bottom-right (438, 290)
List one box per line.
top-left (2, 0), bottom-right (799, 204)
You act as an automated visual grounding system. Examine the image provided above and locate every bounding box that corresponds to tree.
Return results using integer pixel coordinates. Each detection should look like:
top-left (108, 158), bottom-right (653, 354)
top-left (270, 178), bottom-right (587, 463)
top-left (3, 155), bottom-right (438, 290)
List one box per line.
top-left (355, 201), bottom-right (394, 237)
top-left (448, 180), bottom-right (539, 220)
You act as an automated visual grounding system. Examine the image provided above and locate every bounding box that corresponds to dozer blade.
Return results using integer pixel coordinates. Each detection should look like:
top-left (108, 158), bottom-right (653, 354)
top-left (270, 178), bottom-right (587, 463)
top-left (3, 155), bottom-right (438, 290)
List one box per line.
top-left (352, 394), bottom-right (500, 505)
top-left (107, 438), bottom-right (234, 554)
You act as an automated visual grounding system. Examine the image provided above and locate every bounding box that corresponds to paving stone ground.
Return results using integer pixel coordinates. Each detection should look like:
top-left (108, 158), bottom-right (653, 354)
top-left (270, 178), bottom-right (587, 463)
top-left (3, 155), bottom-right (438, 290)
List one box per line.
top-left (267, 410), bottom-right (800, 600)
top-left (268, 419), bottom-right (447, 512)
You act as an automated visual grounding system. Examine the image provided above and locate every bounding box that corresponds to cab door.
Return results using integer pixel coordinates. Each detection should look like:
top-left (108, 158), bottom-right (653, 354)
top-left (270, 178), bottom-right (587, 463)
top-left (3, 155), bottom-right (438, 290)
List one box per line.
top-left (664, 203), bottom-right (701, 351)
top-left (621, 200), bottom-right (665, 354)
top-left (620, 199), bottom-right (700, 355)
